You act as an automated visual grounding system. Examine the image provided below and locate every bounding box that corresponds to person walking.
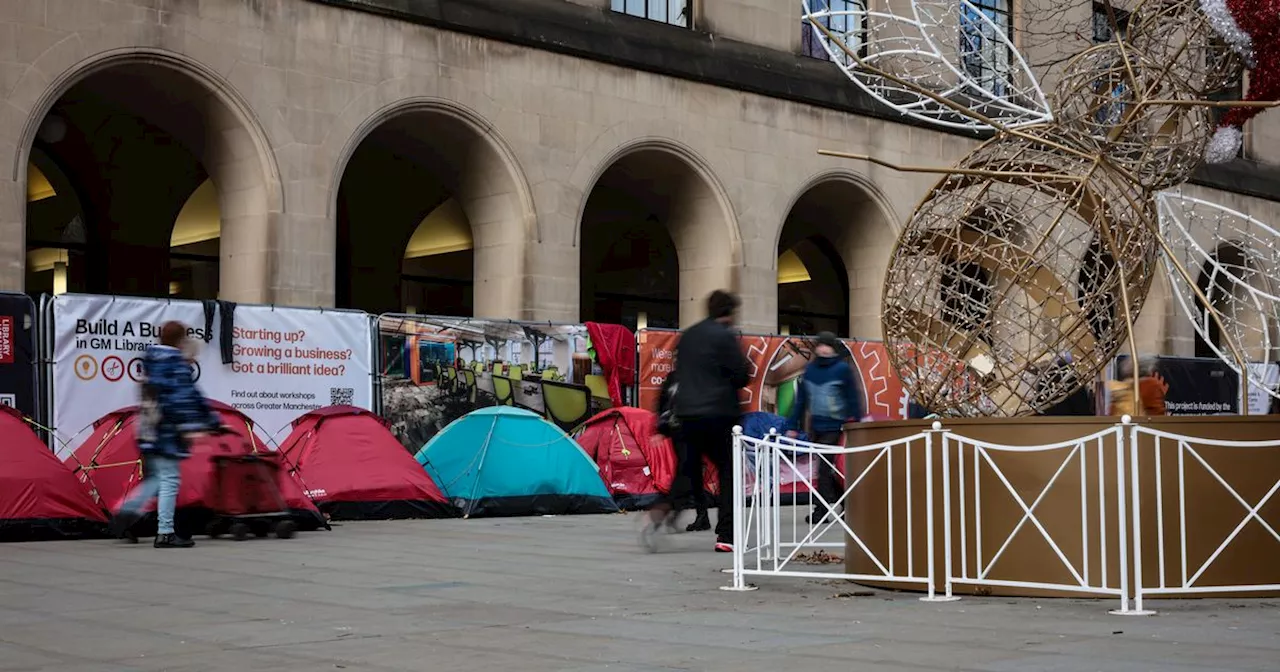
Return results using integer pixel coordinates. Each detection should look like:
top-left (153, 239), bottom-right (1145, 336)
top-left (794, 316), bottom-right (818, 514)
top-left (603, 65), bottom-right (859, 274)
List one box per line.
top-left (1107, 355), bottom-right (1167, 416)
top-left (667, 290), bottom-right (751, 553)
top-left (112, 321), bottom-right (223, 548)
top-left (785, 332), bottom-right (863, 524)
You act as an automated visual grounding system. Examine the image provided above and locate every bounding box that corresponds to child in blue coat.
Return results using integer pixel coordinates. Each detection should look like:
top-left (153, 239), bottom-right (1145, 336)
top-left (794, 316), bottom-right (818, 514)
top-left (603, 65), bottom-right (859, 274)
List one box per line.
top-left (113, 321), bottom-right (222, 548)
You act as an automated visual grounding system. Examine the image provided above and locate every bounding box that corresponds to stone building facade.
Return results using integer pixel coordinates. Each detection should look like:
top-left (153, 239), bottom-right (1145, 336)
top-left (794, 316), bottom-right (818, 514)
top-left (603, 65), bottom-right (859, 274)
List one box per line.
top-left (3, 0), bottom-right (1279, 357)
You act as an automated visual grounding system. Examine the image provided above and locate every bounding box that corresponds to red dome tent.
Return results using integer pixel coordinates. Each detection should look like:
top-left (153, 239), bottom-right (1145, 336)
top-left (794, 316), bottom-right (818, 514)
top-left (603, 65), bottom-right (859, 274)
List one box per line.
top-left (66, 401), bottom-right (325, 534)
top-left (278, 406), bottom-right (455, 520)
top-left (0, 407), bottom-right (108, 540)
top-left (576, 407), bottom-right (724, 510)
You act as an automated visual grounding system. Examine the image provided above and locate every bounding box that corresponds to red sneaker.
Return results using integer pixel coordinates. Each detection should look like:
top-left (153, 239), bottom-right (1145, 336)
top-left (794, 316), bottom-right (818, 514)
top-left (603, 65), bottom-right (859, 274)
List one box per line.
top-left (714, 539), bottom-right (733, 553)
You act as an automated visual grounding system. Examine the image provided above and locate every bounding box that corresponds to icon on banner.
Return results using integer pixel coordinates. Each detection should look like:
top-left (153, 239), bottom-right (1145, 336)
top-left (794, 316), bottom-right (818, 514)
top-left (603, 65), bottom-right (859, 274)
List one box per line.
top-left (102, 356), bottom-right (125, 382)
top-left (74, 354), bottom-right (98, 381)
top-left (0, 394), bottom-right (14, 408)
top-left (127, 358), bottom-right (145, 383)
top-left (191, 360), bottom-right (201, 383)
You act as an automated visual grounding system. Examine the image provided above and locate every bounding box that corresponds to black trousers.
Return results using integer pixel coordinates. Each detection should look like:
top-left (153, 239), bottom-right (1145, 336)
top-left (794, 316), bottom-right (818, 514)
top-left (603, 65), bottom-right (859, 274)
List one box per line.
top-left (811, 430), bottom-right (844, 515)
top-left (679, 416), bottom-right (737, 542)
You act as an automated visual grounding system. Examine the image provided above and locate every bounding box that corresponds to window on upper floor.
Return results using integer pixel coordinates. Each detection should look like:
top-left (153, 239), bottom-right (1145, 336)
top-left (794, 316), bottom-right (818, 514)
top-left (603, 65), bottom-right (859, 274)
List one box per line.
top-left (960, 0), bottom-right (1012, 96)
top-left (801, 0), bottom-right (868, 65)
top-left (611, 0), bottom-right (689, 27)
top-left (1091, 1), bottom-right (1131, 44)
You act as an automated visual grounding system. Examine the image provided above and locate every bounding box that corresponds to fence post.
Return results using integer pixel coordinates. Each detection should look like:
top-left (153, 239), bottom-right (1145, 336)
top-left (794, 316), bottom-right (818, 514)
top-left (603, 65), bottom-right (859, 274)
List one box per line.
top-left (921, 421), bottom-right (961, 602)
top-left (722, 425), bottom-right (757, 591)
top-left (1111, 415), bottom-right (1154, 616)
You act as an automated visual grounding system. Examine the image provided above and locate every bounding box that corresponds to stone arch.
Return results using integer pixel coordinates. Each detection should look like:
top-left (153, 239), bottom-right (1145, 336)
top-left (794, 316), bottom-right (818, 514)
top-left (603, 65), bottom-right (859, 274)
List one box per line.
top-left (575, 138), bottom-right (742, 328)
top-left (329, 98), bottom-right (536, 318)
top-left (773, 170), bottom-right (897, 338)
top-left (13, 48), bottom-right (282, 302)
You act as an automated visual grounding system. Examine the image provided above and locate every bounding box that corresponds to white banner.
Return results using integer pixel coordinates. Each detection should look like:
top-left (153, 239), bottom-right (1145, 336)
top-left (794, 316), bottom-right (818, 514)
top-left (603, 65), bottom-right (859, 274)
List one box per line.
top-left (51, 295), bottom-right (372, 455)
top-left (1246, 362), bottom-right (1280, 416)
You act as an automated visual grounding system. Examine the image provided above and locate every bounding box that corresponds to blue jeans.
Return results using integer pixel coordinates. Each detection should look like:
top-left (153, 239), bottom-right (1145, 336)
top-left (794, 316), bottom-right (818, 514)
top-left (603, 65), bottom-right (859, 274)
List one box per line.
top-left (119, 455), bottom-right (182, 535)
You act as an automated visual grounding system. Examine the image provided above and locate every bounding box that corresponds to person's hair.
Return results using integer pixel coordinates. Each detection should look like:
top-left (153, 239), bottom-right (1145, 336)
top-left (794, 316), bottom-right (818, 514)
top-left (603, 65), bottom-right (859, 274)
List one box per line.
top-left (706, 290), bottom-right (740, 320)
top-left (159, 321), bottom-right (188, 348)
top-left (1117, 356), bottom-right (1134, 380)
top-left (1138, 355), bottom-right (1158, 377)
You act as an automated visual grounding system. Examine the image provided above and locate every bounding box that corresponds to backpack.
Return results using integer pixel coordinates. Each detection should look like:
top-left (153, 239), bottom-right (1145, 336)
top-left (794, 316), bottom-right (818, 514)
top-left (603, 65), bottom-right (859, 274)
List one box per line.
top-left (657, 373), bottom-right (681, 437)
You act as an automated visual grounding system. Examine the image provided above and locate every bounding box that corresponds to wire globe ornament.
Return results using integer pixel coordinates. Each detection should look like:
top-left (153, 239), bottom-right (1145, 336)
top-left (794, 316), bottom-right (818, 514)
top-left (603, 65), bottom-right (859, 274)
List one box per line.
top-left (802, 0), bottom-right (1280, 414)
top-left (1052, 43), bottom-right (1213, 190)
top-left (882, 129), bottom-right (1159, 416)
top-left (1124, 0), bottom-right (1246, 95)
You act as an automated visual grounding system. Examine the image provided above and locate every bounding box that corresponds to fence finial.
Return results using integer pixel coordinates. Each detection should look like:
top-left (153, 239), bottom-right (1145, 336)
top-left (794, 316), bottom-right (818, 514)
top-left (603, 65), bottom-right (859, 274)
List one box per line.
top-left (931, 420), bottom-right (943, 431)
top-left (1121, 414), bottom-right (1133, 424)
top-left (732, 425), bottom-right (743, 435)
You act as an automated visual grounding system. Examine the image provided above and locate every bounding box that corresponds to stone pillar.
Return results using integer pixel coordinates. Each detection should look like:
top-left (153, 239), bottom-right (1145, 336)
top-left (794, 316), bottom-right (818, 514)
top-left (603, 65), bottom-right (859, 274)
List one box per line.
top-left (669, 182), bottom-right (737, 328)
top-left (457, 134), bottom-right (530, 321)
top-left (203, 98), bottom-right (278, 305)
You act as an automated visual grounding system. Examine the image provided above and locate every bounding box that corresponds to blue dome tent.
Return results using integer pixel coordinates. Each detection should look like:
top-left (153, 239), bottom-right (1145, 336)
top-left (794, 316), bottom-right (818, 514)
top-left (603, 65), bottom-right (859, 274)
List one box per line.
top-left (414, 407), bottom-right (620, 518)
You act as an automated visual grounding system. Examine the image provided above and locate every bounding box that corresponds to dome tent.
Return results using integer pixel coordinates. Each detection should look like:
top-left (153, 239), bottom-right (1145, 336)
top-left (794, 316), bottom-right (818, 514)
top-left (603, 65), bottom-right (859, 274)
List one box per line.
top-left (67, 401), bottom-right (325, 535)
top-left (279, 406), bottom-right (455, 520)
top-left (0, 406), bottom-right (108, 541)
top-left (574, 407), bottom-right (674, 510)
top-left (415, 407), bottom-right (618, 518)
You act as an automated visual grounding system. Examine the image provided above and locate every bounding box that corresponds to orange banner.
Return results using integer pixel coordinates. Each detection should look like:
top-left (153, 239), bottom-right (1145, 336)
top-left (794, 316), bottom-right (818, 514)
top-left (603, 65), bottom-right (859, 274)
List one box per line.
top-left (636, 330), bottom-right (908, 421)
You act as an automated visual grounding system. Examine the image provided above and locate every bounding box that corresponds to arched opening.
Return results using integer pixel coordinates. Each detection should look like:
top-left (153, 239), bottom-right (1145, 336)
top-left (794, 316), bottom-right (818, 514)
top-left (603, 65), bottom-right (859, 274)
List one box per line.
top-left (335, 107), bottom-right (527, 319)
top-left (580, 148), bottom-right (734, 330)
top-left (24, 61), bottom-right (274, 301)
top-left (777, 178), bottom-right (893, 337)
top-left (1194, 242), bottom-right (1277, 361)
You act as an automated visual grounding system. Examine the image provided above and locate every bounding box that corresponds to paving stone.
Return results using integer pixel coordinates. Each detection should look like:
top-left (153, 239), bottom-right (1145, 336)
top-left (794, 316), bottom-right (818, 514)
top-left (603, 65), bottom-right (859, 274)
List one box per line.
top-left (0, 515), bottom-right (1276, 671)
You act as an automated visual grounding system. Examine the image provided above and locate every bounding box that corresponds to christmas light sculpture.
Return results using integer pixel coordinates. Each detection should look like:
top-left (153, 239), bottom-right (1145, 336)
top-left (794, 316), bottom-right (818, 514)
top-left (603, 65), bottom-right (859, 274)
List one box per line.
top-left (802, 0), bottom-right (1280, 415)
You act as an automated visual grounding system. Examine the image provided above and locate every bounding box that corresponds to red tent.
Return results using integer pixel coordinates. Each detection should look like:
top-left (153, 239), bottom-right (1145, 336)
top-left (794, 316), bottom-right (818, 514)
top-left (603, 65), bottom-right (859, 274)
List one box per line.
top-left (278, 406), bottom-right (455, 520)
top-left (0, 407), bottom-right (108, 540)
top-left (575, 407), bottom-right (718, 509)
top-left (66, 401), bottom-right (325, 533)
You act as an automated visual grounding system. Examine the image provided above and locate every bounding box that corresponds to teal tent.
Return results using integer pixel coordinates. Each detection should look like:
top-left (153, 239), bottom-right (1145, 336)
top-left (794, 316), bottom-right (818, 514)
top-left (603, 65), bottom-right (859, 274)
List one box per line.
top-left (415, 407), bottom-right (620, 518)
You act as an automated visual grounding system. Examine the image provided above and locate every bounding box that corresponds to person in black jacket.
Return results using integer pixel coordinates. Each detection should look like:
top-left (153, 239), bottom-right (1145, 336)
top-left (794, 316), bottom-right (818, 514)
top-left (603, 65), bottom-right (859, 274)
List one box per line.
top-left (671, 290), bottom-right (751, 553)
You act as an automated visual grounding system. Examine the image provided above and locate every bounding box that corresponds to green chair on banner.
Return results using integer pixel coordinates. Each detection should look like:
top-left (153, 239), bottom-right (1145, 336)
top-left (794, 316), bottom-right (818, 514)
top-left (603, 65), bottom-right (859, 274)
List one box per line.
top-left (492, 375), bottom-right (515, 406)
top-left (540, 380), bottom-right (593, 434)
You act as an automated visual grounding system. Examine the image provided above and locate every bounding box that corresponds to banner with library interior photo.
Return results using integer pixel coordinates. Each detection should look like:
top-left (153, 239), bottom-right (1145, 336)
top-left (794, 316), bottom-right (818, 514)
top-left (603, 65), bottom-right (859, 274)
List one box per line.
top-left (377, 315), bottom-right (635, 451)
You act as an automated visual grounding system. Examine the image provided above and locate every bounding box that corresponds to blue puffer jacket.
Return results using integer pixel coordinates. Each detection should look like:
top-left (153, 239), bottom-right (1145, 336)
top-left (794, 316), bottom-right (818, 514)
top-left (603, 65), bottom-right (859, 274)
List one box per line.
top-left (137, 345), bottom-right (220, 458)
top-left (788, 355), bottom-right (864, 434)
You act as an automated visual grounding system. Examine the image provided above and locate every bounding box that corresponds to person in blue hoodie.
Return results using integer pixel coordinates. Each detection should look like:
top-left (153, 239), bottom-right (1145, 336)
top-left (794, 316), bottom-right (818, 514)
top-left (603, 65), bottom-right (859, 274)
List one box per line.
top-left (112, 321), bottom-right (223, 548)
top-left (785, 332), bottom-right (863, 524)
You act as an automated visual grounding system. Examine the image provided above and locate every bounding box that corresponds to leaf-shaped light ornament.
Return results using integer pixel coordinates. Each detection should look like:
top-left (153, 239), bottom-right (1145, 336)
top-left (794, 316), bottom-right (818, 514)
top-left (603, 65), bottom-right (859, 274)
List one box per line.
top-left (801, 0), bottom-right (1052, 132)
top-left (1157, 192), bottom-right (1280, 402)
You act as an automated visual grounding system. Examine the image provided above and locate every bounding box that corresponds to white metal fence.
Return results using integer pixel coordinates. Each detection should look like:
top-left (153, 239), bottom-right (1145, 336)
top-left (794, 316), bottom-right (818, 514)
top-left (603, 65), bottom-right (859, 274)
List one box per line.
top-left (724, 417), bottom-right (1280, 615)
top-left (724, 428), bottom-right (950, 600)
top-left (941, 427), bottom-right (1132, 613)
top-left (1129, 425), bottom-right (1280, 612)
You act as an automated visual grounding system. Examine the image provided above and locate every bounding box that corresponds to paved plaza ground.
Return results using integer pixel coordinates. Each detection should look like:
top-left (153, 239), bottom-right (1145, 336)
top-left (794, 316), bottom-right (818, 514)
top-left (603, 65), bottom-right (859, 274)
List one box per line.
top-left (1, 512), bottom-right (1277, 671)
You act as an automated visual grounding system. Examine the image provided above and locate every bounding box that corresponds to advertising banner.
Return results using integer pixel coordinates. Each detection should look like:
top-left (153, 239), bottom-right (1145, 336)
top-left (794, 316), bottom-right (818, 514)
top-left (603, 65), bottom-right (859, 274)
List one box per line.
top-left (50, 295), bottom-right (373, 454)
top-left (636, 329), bottom-right (910, 498)
top-left (378, 315), bottom-right (606, 450)
top-left (0, 293), bottom-right (38, 418)
top-left (1153, 356), bottom-right (1240, 416)
top-left (637, 329), bottom-right (910, 421)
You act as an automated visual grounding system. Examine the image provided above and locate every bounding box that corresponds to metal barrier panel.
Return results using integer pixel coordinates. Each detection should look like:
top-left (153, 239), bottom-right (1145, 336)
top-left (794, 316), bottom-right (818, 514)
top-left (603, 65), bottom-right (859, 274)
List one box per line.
top-left (941, 426), bottom-right (1132, 613)
top-left (1130, 425), bottom-right (1280, 612)
top-left (0, 292), bottom-right (40, 424)
top-left (725, 428), bottom-right (941, 597)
